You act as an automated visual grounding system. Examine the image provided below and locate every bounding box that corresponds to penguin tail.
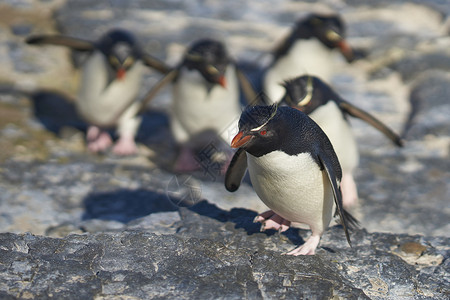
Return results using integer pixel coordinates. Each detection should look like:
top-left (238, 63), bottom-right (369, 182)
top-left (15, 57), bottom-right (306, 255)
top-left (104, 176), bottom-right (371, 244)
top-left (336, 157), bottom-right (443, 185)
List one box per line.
top-left (343, 209), bottom-right (360, 230)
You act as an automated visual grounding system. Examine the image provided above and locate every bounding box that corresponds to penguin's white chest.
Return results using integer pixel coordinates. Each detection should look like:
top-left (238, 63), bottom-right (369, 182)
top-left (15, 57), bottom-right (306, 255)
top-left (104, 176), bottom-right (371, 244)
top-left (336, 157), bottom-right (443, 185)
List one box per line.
top-left (264, 39), bottom-right (335, 102)
top-left (171, 65), bottom-right (241, 144)
top-left (77, 51), bottom-right (144, 127)
top-left (308, 101), bottom-right (359, 172)
top-left (247, 151), bottom-right (334, 232)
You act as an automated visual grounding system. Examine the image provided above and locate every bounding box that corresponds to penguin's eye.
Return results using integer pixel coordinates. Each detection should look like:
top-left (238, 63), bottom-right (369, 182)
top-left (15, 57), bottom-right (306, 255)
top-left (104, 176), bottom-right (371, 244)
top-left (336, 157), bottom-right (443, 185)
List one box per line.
top-left (259, 130), bottom-right (267, 136)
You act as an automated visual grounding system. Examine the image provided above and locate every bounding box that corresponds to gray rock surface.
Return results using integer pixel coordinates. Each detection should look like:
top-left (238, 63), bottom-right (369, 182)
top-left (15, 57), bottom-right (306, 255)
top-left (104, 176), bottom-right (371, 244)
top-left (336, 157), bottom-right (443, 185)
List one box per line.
top-left (0, 0), bottom-right (449, 299)
top-left (0, 206), bottom-right (448, 299)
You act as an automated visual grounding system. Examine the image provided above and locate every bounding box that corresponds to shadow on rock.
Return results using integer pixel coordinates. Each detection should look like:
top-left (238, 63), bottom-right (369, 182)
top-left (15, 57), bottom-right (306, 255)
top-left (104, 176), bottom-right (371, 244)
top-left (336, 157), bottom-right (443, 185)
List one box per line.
top-left (1, 83), bottom-right (176, 147)
top-left (136, 109), bottom-right (171, 144)
top-left (30, 89), bottom-right (88, 134)
top-left (0, 85), bottom-right (88, 134)
top-left (183, 200), bottom-right (305, 246)
top-left (82, 188), bottom-right (178, 223)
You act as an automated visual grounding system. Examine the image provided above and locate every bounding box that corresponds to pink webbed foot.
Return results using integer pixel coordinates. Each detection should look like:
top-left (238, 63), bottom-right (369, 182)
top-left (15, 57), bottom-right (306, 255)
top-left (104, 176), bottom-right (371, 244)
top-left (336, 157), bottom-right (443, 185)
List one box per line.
top-left (86, 126), bottom-right (113, 153)
top-left (285, 235), bottom-right (321, 256)
top-left (112, 134), bottom-right (138, 156)
top-left (254, 210), bottom-right (291, 233)
top-left (341, 172), bottom-right (358, 208)
top-left (173, 146), bottom-right (201, 173)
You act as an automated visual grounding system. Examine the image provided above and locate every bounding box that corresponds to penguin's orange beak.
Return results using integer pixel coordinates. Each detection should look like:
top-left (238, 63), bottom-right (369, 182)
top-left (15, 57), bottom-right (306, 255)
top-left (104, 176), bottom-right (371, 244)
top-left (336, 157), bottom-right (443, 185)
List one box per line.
top-left (337, 40), bottom-right (354, 63)
top-left (116, 68), bottom-right (126, 80)
top-left (231, 131), bottom-right (252, 148)
top-left (218, 75), bottom-right (227, 88)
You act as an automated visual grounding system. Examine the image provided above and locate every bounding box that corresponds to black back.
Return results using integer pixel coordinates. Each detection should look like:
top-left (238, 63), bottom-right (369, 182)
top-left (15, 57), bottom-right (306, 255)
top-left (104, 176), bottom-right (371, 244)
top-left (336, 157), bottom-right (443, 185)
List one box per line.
top-left (238, 105), bottom-right (342, 180)
top-left (273, 14), bottom-right (346, 62)
top-left (227, 105), bottom-right (359, 245)
top-left (281, 76), bottom-right (405, 147)
top-left (180, 38), bottom-right (230, 85)
top-left (281, 75), bottom-right (344, 115)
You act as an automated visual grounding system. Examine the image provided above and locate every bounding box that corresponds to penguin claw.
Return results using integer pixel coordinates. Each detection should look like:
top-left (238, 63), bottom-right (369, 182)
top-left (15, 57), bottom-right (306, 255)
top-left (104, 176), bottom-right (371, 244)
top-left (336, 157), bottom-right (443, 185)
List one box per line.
top-left (253, 215), bottom-right (266, 223)
top-left (341, 172), bottom-right (358, 208)
top-left (87, 131), bottom-right (113, 153)
top-left (285, 235), bottom-right (321, 256)
top-left (173, 146), bottom-right (201, 173)
top-left (112, 135), bottom-right (138, 156)
top-left (254, 210), bottom-right (276, 223)
top-left (254, 210), bottom-right (292, 232)
top-left (279, 221), bottom-right (291, 233)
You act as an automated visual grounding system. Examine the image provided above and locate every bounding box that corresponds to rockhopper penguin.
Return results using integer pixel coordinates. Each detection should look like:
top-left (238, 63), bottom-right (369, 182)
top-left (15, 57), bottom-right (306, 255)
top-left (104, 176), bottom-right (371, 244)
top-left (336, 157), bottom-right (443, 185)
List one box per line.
top-left (263, 13), bottom-right (355, 103)
top-left (140, 38), bottom-right (256, 172)
top-left (225, 104), bottom-right (358, 255)
top-left (281, 75), bottom-right (404, 207)
top-left (26, 29), bottom-right (170, 155)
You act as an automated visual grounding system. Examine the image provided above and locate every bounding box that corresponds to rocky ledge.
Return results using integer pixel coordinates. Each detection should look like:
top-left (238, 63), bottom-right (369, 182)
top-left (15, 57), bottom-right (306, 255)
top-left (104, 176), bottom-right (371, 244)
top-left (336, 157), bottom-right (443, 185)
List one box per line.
top-left (1, 201), bottom-right (448, 299)
top-left (0, 0), bottom-right (449, 299)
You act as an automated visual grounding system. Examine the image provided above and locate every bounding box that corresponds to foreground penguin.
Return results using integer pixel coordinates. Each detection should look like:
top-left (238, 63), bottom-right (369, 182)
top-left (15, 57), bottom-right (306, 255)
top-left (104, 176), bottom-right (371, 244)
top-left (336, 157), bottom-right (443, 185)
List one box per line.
top-left (281, 75), bottom-right (404, 207)
top-left (263, 13), bottom-right (356, 103)
top-left (140, 38), bottom-right (256, 171)
top-left (225, 104), bottom-right (358, 255)
top-left (26, 29), bottom-right (170, 155)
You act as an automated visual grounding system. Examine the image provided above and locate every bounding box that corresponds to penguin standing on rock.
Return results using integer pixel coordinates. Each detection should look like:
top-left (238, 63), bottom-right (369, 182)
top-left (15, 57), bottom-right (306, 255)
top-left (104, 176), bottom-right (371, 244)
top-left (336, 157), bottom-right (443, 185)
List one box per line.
top-left (281, 75), bottom-right (404, 207)
top-left (263, 13), bottom-right (356, 103)
top-left (140, 38), bottom-right (256, 172)
top-left (225, 104), bottom-right (358, 255)
top-left (26, 29), bottom-right (170, 155)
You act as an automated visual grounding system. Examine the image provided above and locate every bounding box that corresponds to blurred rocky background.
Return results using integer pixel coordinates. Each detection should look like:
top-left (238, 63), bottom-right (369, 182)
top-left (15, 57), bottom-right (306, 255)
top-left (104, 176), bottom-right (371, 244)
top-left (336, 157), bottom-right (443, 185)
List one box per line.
top-left (0, 0), bottom-right (448, 298)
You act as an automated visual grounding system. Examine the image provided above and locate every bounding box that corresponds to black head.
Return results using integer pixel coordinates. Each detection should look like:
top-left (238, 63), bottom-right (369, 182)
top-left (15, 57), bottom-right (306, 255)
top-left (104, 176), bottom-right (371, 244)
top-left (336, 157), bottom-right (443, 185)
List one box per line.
top-left (97, 29), bottom-right (141, 79)
top-left (281, 75), bottom-right (341, 114)
top-left (182, 38), bottom-right (230, 87)
top-left (275, 13), bottom-right (354, 62)
top-left (231, 104), bottom-right (323, 157)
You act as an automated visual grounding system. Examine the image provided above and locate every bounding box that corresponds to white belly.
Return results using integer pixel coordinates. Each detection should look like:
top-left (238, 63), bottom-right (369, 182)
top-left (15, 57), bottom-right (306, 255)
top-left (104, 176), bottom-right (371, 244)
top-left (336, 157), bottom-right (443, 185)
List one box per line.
top-left (76, 51), bottom-right (144, 127)
top-left (309, 101), bottom-right (359, 173)
top-left (263, 39), bottom-right (335, 103)
top-left (247, 151), bottom-right (334, 233)
top-left (171, 65), bottom-right (241, 144)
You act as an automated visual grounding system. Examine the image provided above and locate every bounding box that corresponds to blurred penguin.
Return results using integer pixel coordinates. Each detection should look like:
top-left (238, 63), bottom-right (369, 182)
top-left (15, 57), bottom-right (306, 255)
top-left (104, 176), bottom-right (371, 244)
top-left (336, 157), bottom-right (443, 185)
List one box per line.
top-left (263, 13), bottom-right (356, 103)
top-left (138, 38), bottom-right (256, 172)
top-left (281, 75), bottom-right (403, 207)
top-left (27, 29), bottom-right (170, 155)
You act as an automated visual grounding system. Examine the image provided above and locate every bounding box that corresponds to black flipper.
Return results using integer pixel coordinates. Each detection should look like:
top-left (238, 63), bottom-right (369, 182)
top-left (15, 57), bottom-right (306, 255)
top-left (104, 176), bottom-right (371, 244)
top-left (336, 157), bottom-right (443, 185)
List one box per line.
top-left (141, 54), bottom-right (172, 75)
top-left (235, 67), bottom-right (257, 106)
top-left (339, 100), bottom-right (404, 147)
top-left (225, 148), bottom-right (248, 192)
top-left (26, 35), bottom-right (95, 51)
top-left (318, 154), bottom-right (353, 247)
top-left (137, 69), bottom-right (179, 115)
